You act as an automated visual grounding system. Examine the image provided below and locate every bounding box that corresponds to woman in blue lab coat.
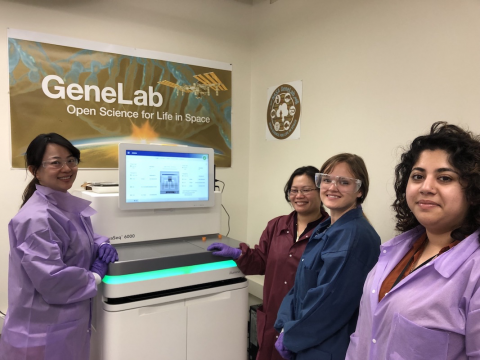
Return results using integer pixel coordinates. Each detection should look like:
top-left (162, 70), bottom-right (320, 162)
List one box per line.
top-left (274, 153), bottom-right (381, 360)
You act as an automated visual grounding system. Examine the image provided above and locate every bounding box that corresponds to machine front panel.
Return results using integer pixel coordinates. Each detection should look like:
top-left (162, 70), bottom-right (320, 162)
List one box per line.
top-left (102, 235), bottom-right (244, 298)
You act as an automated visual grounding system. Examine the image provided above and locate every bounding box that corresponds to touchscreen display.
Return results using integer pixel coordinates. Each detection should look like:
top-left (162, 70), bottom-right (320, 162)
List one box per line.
top-left (125, 150), bottom-right (209, 203)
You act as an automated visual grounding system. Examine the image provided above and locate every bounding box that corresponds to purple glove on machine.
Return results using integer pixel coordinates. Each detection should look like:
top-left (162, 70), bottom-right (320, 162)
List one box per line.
top-left (90, 258), bottom-right (109, 279)
top-left (207, 243), bottom-right (242, 260)
top-left (275, 332), bottom-right (294, 360)
top-left (98, 243), bottom-right (119, 263)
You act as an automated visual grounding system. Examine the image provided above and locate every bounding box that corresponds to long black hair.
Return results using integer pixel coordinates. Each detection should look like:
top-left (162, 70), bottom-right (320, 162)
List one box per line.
top-left (22, 133), bottom-right (80, 207)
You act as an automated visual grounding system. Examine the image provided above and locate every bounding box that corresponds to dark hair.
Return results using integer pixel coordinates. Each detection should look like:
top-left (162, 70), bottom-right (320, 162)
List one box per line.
top-left (319, 153), bottom-right (369, 205)
top-left (22, 133), bottom-right (80, 207)
top-left (284, 166), bottom-right (321, 203)
top-left (393, 121), bottom-right (480, 241)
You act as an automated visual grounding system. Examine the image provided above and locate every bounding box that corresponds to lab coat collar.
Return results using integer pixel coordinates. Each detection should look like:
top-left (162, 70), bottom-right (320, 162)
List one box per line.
top-left (278, 210), bottom-right (329, 234)
top-left (35, 185), bottom-right (95, 216)
top-left (312, 206), bottom-right (362, 238)
top-left (330, 206), bottom-right (364, 228)
top-left (277, 211), bottom-right (296, 234)
top-left (314, 217), bottom-right (331, 235)
top-left (433, 228), bottom-right (480, 278)
top-left (380, 225), bottom-right (480, 279)
top-left (380, 226), bottom-right (425, 251)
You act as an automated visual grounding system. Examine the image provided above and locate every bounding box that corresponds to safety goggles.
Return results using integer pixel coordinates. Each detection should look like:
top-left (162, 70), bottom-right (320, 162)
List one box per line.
top-left (42, 158), bottom-right (79, 169)
top-left (315, 173), bottom-right (362, 193)
top-left (288, 188), bottom-right (319, 197)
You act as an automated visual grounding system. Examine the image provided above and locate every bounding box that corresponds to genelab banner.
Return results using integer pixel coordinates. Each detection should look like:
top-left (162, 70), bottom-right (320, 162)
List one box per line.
top-left (8, 29), bottom-right (232, 168)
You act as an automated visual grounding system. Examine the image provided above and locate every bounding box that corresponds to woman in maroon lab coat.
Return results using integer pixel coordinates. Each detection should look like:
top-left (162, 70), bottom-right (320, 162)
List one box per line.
top-left (208, 166), bottom-right (329, 360)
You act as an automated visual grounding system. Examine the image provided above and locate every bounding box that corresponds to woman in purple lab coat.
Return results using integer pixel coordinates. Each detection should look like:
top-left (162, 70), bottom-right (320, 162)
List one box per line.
top-left (346, 122), bottom-right (480, 360)
top-left (0, 133), bottom-right (118, 360)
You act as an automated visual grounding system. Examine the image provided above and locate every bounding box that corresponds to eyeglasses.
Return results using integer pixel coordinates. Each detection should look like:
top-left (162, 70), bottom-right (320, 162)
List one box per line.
top-left (42, 158), bottom-right (79, 169)
top-left (288, 188), bottom-right (319, 197)
top-left (315, 173), bottom-right (362, 193)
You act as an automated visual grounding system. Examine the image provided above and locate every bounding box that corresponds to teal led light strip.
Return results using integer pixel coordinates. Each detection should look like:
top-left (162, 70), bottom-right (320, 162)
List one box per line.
top-left (103, 260), bottom-right (237, 285)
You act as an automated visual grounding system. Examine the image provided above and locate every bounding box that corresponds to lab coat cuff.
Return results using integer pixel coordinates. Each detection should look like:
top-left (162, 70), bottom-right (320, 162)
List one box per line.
top-left (93, 272), bottom-right (102, 285)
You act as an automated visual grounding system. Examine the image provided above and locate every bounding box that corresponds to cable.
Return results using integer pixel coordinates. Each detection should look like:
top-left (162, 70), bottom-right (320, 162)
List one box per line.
top-left (216, 179), bottom-right (225, 193)
top-left (222, 204), bottom-right (230, 237)
top-left (215, 179), bottom-right (229, 235)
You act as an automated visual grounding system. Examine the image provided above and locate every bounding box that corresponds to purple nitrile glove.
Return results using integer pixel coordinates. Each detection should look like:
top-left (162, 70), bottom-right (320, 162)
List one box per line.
top-left (207, 243), bottom-right (241, 260)
top-left (90, 258), bottom-right (109, 279)
top-left (275, 332), bottom-right (294, 360)
top-left (98, 243), bottom-right (119, 263)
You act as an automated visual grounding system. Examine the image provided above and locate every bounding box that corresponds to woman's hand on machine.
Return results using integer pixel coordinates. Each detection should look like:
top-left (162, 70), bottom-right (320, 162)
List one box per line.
top-left (90, 258), bottom-right (108, 279)
top-left (98, 243), bottom-right (119, 263)
top-left (207, 243), bottom-right (241, 260)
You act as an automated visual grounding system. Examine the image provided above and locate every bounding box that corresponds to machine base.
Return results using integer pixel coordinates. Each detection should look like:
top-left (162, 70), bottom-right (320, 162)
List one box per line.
top-left (91, 278), bottom-right (249, 360)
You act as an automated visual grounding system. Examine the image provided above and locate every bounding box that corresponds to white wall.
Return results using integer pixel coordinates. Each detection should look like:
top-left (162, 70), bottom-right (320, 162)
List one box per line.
top-left (0, 0), bottom-right (253, 312)
top-left (247, 0), bottom-right (480, 245)
top-left (1, 0), bottom-right (480, 313)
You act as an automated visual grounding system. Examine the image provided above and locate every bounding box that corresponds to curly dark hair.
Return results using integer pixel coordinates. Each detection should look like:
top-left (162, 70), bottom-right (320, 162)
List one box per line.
top-left (393, 121), bottom-right (480, 241)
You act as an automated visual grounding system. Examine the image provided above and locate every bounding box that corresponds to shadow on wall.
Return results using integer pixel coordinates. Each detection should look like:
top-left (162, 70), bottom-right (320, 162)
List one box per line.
top-left (1, 0), bottom-right (253, 48)
top-left (1, 0), bottom-right (98, 6)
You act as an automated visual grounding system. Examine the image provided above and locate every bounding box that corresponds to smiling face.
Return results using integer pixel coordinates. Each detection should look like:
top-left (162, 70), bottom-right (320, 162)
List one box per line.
top-left (289, 174), bottom-right (321, 217)
top-left (32, 143), bottom-right (78, 192)
top-left (320, 162), bottom-right (362, 222)
top-left (406, 149), bottom-right (469, 236)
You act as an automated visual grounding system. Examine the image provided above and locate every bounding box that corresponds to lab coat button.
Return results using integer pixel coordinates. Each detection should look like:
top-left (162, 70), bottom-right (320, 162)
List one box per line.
top-left (302, 259), bottom-right (304, 261)
top-left (385, 292), bottom-right (388, 296)
top-left (372, 290), bottom-right (376, 293)
top-left (382, 250), bottom-right (387, 253)
top-left (289, 254), bottom-right (292, 257)
top-left (276, 336), bottom-right (278, 339)
top-left (284, 281), bottom-right (287, 285)
top-left (372, 339), bottom-right (376, 344)
top-left (286, 231), bottom-right (289, 233)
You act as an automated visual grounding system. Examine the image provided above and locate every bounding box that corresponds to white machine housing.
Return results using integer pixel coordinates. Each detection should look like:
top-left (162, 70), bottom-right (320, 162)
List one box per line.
top-left (83, 191), bottom-right (221, 244)
top-left (84, 190), bottom-right (248, 360)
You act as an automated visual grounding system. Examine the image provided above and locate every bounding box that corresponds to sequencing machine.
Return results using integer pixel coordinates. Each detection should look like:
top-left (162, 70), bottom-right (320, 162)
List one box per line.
top-left (86, 143), bottom-right (248, 360)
